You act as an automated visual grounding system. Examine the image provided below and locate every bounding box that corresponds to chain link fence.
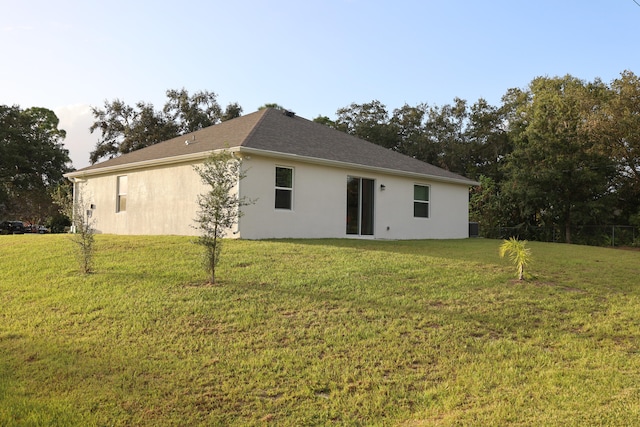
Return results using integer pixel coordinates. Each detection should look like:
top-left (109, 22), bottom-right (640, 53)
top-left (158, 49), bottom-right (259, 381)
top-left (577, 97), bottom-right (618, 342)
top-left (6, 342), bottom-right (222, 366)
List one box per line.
top-left (477, 224), bottom-right (639, 247)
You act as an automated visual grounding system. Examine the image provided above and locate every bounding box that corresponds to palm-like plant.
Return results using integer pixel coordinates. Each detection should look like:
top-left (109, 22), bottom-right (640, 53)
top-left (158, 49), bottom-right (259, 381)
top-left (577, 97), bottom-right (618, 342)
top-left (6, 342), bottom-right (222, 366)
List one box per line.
top-left (499, 237), bottom-right (532, 281)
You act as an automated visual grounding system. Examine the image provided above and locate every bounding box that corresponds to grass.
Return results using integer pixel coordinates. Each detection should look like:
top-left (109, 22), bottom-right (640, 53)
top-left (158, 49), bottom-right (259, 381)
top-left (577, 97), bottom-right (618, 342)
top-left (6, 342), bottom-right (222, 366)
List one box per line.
top-left (1, 235), bottom-right (639, 426)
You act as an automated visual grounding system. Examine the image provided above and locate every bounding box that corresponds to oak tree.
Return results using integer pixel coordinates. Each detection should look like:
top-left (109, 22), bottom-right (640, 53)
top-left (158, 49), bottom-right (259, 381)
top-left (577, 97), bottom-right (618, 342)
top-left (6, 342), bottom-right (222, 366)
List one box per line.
top-left (89, 89), bottom-right (243, 164)
top-left (0, 105), bottom-right (71, 222)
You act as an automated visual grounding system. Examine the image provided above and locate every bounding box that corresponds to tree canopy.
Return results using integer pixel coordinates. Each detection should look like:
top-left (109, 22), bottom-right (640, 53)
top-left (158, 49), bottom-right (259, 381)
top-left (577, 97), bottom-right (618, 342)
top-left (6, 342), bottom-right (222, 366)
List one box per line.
top-left (5, 71), bottom-right (640, 245)
top-left (0, 105), bottom-right (71, 224)
top-left (316, 70), bottom-right (640, 244)
top-left (89, 89), bottom-right (243, 164)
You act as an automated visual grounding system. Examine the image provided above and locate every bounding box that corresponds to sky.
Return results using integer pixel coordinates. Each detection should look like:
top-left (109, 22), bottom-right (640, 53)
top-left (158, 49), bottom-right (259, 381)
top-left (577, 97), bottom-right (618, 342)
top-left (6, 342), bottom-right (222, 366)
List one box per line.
top-left (2, 0), bottom-right (639, 169)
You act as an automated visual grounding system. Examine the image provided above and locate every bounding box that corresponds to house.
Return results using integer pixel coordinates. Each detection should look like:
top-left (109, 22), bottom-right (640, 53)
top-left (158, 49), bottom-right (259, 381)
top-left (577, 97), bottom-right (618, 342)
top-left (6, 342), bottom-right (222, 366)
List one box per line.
top-left (64, 108), bottom-right (478, 239)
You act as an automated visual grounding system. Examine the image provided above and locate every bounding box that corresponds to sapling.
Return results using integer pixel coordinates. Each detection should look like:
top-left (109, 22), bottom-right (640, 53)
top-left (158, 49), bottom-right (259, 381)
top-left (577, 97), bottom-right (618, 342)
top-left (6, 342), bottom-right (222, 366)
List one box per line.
top-left (193, 150), bottom-right (252, 284)
top-left (499, 237), bottom-right (532, 281)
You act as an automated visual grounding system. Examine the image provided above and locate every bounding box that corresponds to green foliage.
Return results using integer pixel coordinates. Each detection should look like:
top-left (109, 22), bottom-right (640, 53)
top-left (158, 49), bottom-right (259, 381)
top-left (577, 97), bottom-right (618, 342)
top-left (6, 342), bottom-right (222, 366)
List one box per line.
top-left (334, 100), bottom-right (398, 149)
top-left (50, 182), bottom-right (73, 219)
top-left (0, 105), bottom-right (71, 222)
top-left (258, 103), bottom-right (285, 110)
top-left (587, 70), bottom-right (640, 224)
top-left (89, 89), bottom-right (242, 164)
top-left (502, 75), bottom-right (615, 244)
top-left (2, 236), bottom-right (640, 425)
top-left (193, 150), bottom-right (251, 284)
top-left (469, 175), bottom-right (515, 234)
top-left (499, 237), bottom-right (532, 280)
top-left (82, 70), bottom-right (640, 248)
top-left (69, 191), bottom-right (96, 274)
top-left (326, 71), bottom-right (640, 245)
top-left (49, 183), bottom-right (73, 233)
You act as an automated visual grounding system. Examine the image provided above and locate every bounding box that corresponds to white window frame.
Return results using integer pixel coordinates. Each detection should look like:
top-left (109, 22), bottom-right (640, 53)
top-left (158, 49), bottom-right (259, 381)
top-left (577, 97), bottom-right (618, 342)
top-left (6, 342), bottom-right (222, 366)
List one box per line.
top-left (275, 166), bottom-right (294, 210)
top-left (116, 175), bottom-right (128, 213)
top-left (413, 184), bottom-right (430, 218)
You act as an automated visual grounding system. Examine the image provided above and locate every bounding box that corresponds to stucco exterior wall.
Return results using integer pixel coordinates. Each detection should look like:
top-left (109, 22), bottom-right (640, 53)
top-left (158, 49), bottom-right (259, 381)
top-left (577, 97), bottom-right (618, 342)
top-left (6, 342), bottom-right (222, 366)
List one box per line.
top-left (237, 156), bottom-right (469, 240)
top-left (74, 155), bottom-right (470, 239)
top-left (75, 161), bottom-right (206, 236)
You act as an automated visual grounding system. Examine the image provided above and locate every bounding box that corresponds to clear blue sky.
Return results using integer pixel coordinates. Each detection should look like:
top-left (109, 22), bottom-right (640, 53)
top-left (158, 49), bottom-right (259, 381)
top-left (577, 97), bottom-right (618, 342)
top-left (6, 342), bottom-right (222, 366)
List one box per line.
top-left (2, 0), bottom-right (639, 169)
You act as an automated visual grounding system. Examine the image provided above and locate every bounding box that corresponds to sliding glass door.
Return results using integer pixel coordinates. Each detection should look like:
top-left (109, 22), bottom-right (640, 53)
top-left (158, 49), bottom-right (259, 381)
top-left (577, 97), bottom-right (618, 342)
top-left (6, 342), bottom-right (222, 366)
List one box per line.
top-left (346, 176), bottom-right (374, 236)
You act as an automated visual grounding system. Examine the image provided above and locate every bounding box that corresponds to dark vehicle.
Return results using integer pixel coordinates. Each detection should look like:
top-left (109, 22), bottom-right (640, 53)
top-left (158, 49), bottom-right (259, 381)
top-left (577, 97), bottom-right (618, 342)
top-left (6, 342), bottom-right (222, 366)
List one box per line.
top-left (0, 221), bottom-right (26, 234)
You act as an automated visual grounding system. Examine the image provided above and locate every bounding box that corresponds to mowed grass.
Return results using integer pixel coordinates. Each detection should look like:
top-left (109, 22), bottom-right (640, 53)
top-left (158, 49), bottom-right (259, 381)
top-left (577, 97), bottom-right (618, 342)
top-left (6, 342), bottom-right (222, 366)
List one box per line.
top-left (1, 235), bottom-right (639, 426)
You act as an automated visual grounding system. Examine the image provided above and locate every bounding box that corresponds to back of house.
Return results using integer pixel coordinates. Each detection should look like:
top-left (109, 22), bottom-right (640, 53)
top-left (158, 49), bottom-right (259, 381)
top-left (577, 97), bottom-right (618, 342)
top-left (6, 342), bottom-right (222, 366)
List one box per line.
top-left (64, 108), bottom-right (478, 239)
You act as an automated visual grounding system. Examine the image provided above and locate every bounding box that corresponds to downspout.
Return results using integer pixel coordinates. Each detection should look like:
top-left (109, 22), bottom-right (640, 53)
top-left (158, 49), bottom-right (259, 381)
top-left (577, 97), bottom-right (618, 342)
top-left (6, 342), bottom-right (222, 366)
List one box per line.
top-left (66, 176), bottom-right (86, 233)
top-left (69, 177), bottom-right (77, 233)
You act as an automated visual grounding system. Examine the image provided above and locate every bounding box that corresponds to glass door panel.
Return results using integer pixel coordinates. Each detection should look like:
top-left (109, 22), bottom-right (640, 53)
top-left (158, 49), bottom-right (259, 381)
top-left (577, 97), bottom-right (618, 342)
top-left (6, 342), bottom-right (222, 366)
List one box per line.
top-left (346, 176), bottom-right (374, 236)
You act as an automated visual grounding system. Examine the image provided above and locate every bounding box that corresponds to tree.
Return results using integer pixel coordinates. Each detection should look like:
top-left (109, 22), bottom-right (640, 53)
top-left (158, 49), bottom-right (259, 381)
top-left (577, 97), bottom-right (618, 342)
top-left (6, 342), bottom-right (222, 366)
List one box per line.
top-left (469, 175), bottom-right (518, 237)
top-left (221, 102), bottom-right (243, 122)
top-left (70, 191), bottom-right (96, 274)
top-left (89, 99), bottom-right (176, 163)
top-left (334, 100), bottom-right (398, 149)
top-left (52, 180), bottom-right (95, 273)
top-left (389, 103), bottom-right (430, 158)
top-left (89, 90), bottom-right (243, 164)
top-left (0, 105), bottom-right (71, 222)
top-left (313, 115), bottom-right (337, 128)
top-left (587, 70), bottom-right (640, 224)
top-left (502, 75), bottom-right (615, 243)
top-left (499, 237), bottom-right (532, 281)
top-left (49, 182), bottom-right (72, 232)
top-left (422, 98), bottom-right (470, 174)
top-left (193, 150), bottom-right (251, 284)
top-left (464, 98), bottom-right (512, 181)
top-left (163, 89), bottom-right (222, 134)
top-left (258, 103), bottom-right (285, 110)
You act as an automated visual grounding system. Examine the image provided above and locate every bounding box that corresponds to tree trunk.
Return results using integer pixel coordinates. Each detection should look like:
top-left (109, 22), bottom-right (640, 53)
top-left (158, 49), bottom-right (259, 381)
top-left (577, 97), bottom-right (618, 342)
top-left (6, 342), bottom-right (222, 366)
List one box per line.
top-left (564, 208), bottom-right (572, 244)
top-left (213, 224), bottom-right (219, 284)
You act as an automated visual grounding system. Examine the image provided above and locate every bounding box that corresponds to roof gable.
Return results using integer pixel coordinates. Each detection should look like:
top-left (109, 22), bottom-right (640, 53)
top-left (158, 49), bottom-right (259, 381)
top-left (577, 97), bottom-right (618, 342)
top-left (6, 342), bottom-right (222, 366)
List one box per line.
top-left (67, 108), bottom-right (477, 185)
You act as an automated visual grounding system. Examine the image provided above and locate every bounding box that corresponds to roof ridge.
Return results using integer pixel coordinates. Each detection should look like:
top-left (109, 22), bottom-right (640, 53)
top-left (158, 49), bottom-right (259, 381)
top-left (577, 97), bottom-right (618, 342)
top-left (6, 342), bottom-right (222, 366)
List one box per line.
top-left (240, 108), bottom-right (272, 147)
top-left (65, 108), bottom-right (477, 186)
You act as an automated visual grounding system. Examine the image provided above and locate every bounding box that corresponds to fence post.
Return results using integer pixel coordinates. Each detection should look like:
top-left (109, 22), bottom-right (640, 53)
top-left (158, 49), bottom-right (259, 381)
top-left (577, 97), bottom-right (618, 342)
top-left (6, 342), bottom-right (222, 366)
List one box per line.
top-left (612, 225), bottom-right (615, 247)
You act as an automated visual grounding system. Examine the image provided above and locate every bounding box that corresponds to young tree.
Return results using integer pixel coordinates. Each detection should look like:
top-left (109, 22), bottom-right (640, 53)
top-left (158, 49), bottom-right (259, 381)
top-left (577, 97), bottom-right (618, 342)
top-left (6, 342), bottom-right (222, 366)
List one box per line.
top-left (53, 183), bottom-right (95, 274)
top-left (71, 191), bottom-right (96, 274)
top-left (193, 150), bottom-right (251, 284)
top-left (499, 237), bottom-right (532, 281)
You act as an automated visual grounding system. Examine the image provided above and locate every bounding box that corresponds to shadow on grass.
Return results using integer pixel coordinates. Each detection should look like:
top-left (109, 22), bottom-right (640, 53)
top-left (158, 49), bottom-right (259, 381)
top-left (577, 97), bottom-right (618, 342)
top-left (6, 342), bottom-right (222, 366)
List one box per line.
top-left (261, 237), bottom-right (503, 265)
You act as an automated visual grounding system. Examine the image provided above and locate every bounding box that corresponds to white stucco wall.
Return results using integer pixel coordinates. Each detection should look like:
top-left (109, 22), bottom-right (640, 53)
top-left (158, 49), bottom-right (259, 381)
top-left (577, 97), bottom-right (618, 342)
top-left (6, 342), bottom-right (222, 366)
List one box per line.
top-left (73, 154), bottom-right (470, 239)
top-left (75, 161), bottom-right (206, 236)
top-left (237, 156), bottom-right (470, 240)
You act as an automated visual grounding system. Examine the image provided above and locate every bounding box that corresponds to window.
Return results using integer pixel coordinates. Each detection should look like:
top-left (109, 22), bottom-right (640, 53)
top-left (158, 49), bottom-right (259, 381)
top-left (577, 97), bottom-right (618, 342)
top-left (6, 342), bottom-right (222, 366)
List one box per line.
top-left (117, 175), bottom-right (128, 212)
top-left (413, 184), bottom-right (429, 218)
top-left (275, 167), bottom-right (293, 210)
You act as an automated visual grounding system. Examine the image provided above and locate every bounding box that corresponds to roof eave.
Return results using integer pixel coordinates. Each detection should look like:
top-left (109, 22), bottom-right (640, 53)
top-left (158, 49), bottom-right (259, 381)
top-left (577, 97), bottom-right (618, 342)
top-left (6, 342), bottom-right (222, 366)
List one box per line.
top-left (63, 148), bottom-right (242, 180)
top-left (62, 146), bottom-right (478, 187)
top-left (237, 147), bottom-right (479, 186)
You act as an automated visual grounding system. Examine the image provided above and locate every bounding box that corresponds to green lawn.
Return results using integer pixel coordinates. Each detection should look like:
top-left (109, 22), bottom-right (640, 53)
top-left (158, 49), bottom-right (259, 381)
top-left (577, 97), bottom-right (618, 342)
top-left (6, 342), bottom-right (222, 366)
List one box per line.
top-left (1, 235), bottom-right (639, 426)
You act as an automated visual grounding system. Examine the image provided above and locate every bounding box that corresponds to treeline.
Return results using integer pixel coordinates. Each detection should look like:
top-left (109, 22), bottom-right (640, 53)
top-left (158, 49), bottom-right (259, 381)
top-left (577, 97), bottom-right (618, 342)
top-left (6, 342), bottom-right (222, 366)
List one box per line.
top-left (314, 71), bottom-right (640, 245)
top-left (0, 105), bottom-right (72, 229)
top-left (4, 72), bottom-right (640, 244)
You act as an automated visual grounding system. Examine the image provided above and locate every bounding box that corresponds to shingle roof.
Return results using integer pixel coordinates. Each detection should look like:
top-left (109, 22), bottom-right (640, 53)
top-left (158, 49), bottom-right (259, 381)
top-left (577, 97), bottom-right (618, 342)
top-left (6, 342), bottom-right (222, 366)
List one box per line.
top-left (67, 108), bottom-right (477, 185)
